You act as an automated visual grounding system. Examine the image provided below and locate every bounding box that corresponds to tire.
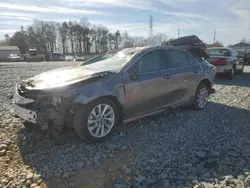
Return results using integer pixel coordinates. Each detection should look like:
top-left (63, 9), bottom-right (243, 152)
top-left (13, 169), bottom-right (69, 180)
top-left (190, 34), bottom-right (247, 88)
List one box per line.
top-left (74, 98), bottom-right (120, 143)
top-left (227, 66), bottom-right (235, 80)
top-left (193, 83), bottom-right (209, 110)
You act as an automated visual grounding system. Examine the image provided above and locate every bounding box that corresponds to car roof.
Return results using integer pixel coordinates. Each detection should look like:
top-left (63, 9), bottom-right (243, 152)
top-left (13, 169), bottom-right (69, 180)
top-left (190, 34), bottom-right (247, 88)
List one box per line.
top-left (103, 45), bottom-right (198, 60)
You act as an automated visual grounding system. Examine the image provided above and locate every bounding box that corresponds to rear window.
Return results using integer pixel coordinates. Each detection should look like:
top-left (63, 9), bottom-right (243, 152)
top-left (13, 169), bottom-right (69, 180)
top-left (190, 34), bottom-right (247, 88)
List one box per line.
top-left (208, 48), bottom-right (230, 56)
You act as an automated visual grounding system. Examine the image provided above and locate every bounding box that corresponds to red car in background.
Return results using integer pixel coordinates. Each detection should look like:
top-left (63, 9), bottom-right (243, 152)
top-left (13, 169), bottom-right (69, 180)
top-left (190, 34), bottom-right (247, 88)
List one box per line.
top-left (207, 47), bottom-right (244, 79)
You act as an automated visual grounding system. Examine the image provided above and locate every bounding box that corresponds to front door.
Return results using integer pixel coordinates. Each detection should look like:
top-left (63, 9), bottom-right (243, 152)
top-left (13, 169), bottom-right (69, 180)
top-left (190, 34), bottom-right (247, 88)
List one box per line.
top-left (123, 49), bottom-right (174, 118)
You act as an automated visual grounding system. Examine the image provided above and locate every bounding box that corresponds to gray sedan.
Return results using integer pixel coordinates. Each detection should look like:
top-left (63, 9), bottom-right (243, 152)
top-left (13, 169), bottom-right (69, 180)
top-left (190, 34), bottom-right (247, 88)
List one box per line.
top-left (207, 47), bottom-right (244, 79)
top-left (12, 37), bottom-right (216, 143)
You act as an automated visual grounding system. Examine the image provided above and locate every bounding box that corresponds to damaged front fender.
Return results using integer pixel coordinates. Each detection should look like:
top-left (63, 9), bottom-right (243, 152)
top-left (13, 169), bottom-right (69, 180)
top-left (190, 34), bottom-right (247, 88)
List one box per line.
top-left (73, 93), bottom-right (102, 105)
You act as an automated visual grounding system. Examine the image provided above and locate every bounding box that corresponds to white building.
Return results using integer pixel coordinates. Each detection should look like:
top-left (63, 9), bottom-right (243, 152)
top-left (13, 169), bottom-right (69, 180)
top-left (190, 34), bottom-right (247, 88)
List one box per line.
top-left (0, 46), bottom-right (20, 61)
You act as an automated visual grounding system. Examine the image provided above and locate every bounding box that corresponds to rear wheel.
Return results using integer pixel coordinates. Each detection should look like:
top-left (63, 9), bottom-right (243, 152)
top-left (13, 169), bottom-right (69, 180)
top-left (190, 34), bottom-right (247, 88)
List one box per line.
top-left (193, 83), bottom-right (209, 110)
top-left (74, 98), bottom-right (120, 143)
top-left (227, 66), bottom-right (235, 80)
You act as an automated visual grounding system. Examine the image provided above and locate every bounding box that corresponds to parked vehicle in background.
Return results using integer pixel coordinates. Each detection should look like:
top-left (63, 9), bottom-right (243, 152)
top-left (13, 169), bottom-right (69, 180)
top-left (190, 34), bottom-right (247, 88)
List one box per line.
top-left (7, 54), bottom-right (22, 62)
top-left (65, 55), bottom-right (74, 61)
top-left (12, 35), bottom-right (216, 143)
top-left (207, 47), bottom-right (244, 79)
top-left (235, 49), bottom-right (247, 57)
top-left (0, 46), bottom-right (20, 62)
top-left (52, 53), bottom-right (65, 61)
top-left (243, 53), bottom-right (250, 65)
top-left (25, 49), bottom-right (44, 62)
top-left (74, 55), bottom-right (86, 61)
top-left (20, 54), bottom-right (25, 61)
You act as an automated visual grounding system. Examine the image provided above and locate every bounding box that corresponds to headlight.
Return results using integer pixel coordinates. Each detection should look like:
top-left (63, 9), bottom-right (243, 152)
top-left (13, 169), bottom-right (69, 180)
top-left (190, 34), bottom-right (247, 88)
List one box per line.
top-left (51, 96), bottom-right (61, 106)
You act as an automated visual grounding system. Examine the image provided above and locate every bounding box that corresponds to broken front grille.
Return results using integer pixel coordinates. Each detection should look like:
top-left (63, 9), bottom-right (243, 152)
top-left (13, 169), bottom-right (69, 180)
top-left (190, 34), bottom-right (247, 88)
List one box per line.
top-left (17, 84), bottom-right (36, 100)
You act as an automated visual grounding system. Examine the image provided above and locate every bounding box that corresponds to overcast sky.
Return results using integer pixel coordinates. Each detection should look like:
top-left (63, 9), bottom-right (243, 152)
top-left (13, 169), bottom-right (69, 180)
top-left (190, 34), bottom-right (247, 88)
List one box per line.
top-left (0, 0), bottom-right (249, 45)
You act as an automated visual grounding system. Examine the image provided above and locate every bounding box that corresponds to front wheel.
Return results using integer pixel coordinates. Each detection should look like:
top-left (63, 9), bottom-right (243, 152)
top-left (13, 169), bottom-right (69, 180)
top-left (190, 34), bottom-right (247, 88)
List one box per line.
top-left (193, 83), bottom-right (209, 110)
top-left (74, 98), bottom-right (120, 143)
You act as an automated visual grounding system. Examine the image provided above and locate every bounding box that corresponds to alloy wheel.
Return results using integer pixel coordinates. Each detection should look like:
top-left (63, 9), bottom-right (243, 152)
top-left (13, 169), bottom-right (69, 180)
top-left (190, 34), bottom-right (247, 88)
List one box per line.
top-left (87, 104), bottom-right (115, 138)
top-left (197, 87), bottom-right (209, 109)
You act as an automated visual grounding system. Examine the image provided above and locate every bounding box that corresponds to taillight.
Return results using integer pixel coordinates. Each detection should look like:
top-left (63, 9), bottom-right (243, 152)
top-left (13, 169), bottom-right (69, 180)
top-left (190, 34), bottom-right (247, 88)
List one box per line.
top-left (211, 58), bottom-right (227, 65)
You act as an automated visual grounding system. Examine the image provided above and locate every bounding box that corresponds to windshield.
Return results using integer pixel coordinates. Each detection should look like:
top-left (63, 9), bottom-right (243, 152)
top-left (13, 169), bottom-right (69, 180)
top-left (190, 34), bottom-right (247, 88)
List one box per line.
top-left (29, 50), bottom-right (37, 56)
top-left (208, 48), bottom-right (230, 56)
top-left (81, 53), bottom-right (117, 66)
top-left (82, 52), bottom-right (132, 71)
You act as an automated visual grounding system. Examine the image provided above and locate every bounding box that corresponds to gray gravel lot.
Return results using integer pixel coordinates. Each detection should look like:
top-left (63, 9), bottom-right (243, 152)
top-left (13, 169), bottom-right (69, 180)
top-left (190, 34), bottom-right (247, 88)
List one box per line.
top-left (0, 61), bottom-right (250, 188)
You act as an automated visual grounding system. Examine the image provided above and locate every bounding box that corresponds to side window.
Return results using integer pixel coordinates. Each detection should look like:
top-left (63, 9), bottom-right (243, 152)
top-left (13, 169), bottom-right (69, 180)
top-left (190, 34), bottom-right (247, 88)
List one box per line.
top-left (138, 49), bottom-right (167, 73)
top-left (186, 52), bottom-right (196, 65)
top-left (169, 49), bottom-right (189, 68)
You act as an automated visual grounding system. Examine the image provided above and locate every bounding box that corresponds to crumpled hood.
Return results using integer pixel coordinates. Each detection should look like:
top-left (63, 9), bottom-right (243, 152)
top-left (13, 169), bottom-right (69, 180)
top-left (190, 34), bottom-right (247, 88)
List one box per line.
top-left (23, 66), bottom-right (110, 90)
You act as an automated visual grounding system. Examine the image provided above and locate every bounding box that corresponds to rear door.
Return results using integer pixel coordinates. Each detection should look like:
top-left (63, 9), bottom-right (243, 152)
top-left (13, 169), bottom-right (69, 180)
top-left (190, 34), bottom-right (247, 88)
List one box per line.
top-left (168, 49), bottom-right (200, 105)
top-left (123, 49), bottom-right (174, 117)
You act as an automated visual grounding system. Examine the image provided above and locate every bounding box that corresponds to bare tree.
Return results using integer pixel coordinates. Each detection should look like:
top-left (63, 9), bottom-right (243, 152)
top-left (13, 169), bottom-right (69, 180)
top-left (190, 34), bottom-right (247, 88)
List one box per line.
top-left (4, 34), bottom-right (10, 41)
top-left (153, 33), bottom-right (168, 45)
top-left (114, 30), bottom-right (122, 49)
top-left (3, 18), bottom-right (128, 55)
top-left (121, 31), bottom-right (134, 48)
top-left (58, 22), bottom-right (69, 54)
top-left (68, 21), bottom-right (75, 54)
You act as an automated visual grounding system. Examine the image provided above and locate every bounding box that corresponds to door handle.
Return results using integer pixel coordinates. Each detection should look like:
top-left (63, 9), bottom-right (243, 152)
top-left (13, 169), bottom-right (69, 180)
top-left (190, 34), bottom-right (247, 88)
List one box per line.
top-left (163, 75), bottom-right (171, 79)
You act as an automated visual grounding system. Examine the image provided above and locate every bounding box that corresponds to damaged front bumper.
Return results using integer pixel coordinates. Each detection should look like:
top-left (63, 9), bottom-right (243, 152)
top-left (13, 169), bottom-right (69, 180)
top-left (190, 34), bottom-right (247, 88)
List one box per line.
top-left (13, 103), bottom-right (37, 124)
top-left (12, 83), bottom-right (74, 130)
top-left (12, 83), bottom-right (50, 129)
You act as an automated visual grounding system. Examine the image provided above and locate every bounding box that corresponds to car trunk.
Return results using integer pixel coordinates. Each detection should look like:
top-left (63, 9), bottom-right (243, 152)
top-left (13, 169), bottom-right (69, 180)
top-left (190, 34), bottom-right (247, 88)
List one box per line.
top-left (161, 35), bottom-right (210, 59)
top-left (206, 56), bottom-right (229, 65)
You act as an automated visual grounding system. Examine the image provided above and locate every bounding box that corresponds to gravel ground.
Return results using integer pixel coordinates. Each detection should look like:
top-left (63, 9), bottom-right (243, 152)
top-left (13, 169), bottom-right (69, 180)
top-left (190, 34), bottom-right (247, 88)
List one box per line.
top-left (0, 61), bottom-right (250, 188)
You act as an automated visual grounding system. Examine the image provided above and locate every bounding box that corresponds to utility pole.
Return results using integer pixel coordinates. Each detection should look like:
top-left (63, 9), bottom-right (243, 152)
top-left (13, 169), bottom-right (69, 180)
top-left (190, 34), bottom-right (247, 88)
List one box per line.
top-left (213, 30), bottom-right (216, 44)
top-left (149, 15), bottom-right (153, 45)
top-left (178, 28), bottom-right (180, 38)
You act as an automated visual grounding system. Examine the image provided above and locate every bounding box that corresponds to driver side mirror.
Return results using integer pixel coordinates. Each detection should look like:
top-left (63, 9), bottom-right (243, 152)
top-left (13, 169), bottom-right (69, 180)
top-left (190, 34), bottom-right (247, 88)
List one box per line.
top-left (129, 65), bottom-right (139, 80)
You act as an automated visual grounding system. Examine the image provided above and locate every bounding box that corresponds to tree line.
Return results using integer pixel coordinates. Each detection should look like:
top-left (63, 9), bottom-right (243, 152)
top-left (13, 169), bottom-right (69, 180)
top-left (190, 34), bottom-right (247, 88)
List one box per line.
top-left (0, 18), bottom-right (168, 55)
